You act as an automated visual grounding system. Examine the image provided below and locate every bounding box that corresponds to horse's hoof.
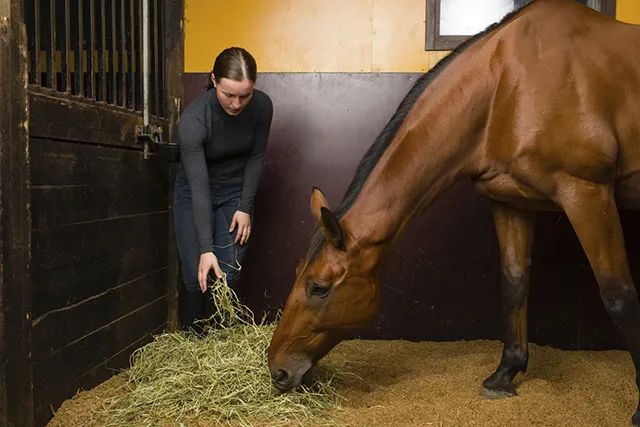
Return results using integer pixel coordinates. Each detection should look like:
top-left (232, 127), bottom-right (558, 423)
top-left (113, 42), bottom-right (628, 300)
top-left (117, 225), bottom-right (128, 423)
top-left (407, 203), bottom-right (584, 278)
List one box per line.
top-left (480, 385), bottom-right (517, 400)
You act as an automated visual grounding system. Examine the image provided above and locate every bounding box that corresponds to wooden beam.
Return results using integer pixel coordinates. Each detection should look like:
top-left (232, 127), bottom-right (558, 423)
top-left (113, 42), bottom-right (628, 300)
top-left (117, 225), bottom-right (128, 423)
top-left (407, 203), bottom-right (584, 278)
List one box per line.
top-left (163, 0), bottom-right (184, 330)
top-left (0, 0), bottom-right (33, 425)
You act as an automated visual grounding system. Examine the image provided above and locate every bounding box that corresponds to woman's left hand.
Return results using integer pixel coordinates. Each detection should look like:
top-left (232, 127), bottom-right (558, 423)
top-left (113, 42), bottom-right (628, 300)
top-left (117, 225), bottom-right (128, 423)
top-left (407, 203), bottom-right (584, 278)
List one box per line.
top-left (229, 211), bottom-right (251, 245)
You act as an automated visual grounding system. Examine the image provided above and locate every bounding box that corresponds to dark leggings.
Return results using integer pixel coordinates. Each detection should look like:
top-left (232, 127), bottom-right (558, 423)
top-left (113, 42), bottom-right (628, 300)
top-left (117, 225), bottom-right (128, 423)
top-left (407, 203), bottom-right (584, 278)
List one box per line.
top-left (173, 174), bottom-right (248, 330)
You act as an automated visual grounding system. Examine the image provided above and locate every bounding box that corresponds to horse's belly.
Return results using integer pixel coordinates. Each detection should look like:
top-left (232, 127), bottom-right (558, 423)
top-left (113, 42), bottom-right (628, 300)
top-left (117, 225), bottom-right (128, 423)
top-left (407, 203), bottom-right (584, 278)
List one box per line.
top-left (616, 172), bottom-right (640, 210)
top-left (475, 172), bottom-right (640, 211)
top-left (474, 175), bottom-right (559, 211)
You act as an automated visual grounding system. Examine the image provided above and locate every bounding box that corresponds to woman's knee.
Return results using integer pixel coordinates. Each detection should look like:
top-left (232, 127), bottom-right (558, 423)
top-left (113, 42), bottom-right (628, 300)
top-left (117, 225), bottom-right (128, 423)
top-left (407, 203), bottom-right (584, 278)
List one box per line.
top-left (224, 268), bottom-right (241, 285)
top-left (181, 277), bottom-right (201, 293)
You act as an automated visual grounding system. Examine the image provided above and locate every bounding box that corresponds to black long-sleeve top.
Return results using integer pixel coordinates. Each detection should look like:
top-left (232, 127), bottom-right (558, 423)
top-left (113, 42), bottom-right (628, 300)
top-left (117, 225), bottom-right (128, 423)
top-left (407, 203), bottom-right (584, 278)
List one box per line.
top-left (176, 88), bottom-right (273, 254)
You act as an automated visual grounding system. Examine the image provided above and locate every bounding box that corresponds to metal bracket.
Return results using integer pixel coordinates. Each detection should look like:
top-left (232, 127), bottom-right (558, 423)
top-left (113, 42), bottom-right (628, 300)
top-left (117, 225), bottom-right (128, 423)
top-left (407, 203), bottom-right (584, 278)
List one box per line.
top-left (135, 124), bottom-right (179, 161)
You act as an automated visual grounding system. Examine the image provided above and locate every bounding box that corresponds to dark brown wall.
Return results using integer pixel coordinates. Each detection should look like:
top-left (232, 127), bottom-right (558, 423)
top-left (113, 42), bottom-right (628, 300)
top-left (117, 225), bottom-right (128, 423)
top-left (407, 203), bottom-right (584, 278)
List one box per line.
top-left (28, 92), bottom-right (170, 426)
top-left (184, 72), bottom-right (638, 350)
top-left (0, 2), bottom-right (32, 425)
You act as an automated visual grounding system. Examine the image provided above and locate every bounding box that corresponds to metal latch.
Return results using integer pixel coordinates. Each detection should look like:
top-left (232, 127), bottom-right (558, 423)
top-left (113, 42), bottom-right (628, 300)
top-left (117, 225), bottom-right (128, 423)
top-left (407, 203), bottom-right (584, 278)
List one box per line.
top-left (135, 124), bottom-right (179, 161)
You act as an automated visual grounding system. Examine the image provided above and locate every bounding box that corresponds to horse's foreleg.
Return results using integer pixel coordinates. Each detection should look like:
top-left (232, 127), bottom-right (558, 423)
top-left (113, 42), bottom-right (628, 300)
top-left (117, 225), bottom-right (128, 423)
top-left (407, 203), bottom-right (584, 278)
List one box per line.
top-left (481, 202), bottom-right (534, 399)
top-left (557, 180), bottom-right (640, 426)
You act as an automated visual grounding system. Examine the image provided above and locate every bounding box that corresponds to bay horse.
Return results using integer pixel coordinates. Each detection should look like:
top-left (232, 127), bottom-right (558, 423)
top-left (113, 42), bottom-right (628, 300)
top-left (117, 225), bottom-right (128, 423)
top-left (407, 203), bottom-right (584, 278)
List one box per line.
top-left (268, 0), bottom-right (640, 423)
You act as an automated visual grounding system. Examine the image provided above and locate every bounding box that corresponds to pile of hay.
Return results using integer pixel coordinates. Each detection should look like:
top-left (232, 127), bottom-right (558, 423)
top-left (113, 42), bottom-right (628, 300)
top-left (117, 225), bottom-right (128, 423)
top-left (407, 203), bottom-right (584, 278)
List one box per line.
top-left (89, 273), bottom-right (344, 426)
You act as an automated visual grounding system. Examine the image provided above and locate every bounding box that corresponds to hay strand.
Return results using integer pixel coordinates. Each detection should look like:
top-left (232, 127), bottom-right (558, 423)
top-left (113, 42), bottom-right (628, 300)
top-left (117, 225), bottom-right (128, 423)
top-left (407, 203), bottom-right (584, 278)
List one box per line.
top-left (89, 273), bottom-right (343, 426)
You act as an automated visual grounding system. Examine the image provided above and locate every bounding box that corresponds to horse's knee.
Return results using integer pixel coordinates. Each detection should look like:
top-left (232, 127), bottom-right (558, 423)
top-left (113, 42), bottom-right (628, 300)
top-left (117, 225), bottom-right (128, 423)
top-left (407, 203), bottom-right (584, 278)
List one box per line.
top-left (501, 267), bottom-right (529, 305)
top-left (599, 279), bottom-right (639, 318)
top-left (503, 262), bottom-right (527, 286)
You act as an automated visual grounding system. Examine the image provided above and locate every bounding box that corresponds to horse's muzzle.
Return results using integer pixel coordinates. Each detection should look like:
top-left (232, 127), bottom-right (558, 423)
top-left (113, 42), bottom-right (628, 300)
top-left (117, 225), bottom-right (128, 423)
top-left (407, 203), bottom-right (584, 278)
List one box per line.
top-left (269, 360), bottom-right (312, 391)
top-left (271, 367), bottom-right (293, 390)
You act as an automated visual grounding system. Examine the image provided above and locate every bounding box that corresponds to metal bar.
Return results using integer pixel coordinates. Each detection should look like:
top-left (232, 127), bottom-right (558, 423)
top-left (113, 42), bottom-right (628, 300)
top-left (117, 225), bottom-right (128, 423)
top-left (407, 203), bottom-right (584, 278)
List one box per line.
top-left (27, 0), bottom-right (40, 85)
top-left (98, 0), bottom-right (105, 100)
top-left (74, 0), bottom-right (83, 95)
top-left (142, 0), bottom-right (149, 124)
top-left (136, 0), bottom-right (142, 110)
top-left (87, 0), bottom-right (95, 98)
top-left (128, 0), bottom-right (134, 109)
top-left (61, 0), bottom-right (70, 92)
top-left (47, 0), bottom-right (56, 88)
top-left (152, 0), bottom-right (159, 116)
top-left (158, 0), bottom-right (164, 117)
top-left (31, 0), bottom-right (41, 85)
top-left (109, 0), bottom-right (116, 103)
top-left (119, 0), bottom-right (125, 107)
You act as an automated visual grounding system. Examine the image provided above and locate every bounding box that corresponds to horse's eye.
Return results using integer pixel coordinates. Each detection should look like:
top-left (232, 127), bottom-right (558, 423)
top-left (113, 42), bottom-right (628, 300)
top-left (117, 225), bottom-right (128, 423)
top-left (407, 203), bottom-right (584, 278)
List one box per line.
top-left (309, 282), bottom-right (330, 298)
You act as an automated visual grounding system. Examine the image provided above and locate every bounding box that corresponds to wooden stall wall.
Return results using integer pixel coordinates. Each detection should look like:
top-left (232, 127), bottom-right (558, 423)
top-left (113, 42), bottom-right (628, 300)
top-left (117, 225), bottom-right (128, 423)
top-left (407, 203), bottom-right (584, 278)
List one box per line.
top-left (183, 0), bottom-right (640, 351)
top-left (0, 0), bottom-right (32, 425)
top-left (1, 1), bottom-right (184, 425)
top-left (28, 92), bottom-right (170, 426)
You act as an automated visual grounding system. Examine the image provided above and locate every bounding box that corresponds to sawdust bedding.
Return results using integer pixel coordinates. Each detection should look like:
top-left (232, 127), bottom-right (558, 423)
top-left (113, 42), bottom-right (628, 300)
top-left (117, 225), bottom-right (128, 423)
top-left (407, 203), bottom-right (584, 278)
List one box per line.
top-left (49, 339), bottom-right (636, 426)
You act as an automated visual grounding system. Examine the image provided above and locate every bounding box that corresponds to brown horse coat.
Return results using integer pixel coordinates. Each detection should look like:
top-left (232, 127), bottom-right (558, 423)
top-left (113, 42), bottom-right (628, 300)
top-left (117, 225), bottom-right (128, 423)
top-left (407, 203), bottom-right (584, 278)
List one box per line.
top-left (269, 1), bottom-right (640, 423)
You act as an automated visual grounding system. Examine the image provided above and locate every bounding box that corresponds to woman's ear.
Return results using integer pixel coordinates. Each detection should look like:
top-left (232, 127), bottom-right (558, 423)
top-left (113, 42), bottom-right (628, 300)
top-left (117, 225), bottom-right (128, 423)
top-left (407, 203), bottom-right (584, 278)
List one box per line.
top-left (210, 73), bottom-right (216, 88)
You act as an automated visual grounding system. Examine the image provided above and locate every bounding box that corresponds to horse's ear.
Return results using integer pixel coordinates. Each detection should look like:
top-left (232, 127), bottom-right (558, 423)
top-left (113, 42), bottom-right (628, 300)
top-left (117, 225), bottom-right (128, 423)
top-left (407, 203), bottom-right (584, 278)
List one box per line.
top-left (310, 187), bottom-right (330, 225)
top-left (310, 188), bottom-right (345, 250)
top-left (320, 207), bottom-right (345, 250)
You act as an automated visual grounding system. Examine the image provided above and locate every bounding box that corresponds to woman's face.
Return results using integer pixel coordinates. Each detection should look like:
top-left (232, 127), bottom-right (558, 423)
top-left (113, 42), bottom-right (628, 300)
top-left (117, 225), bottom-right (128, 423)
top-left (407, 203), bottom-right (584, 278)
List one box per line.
top-left (213, 76), bottom-right (254, 116)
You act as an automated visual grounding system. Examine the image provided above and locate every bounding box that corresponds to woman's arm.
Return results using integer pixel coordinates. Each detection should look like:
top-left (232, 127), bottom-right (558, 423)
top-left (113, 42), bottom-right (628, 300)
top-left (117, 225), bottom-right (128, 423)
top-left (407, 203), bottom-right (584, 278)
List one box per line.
top-left (238, 94), bottom-right (274, 215)
top-left (177, 107), bottom-right (215, 254)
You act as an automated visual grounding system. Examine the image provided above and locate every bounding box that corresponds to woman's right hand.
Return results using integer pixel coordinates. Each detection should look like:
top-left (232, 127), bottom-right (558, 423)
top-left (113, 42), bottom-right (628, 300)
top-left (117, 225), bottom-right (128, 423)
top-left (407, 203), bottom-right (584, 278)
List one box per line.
top-left (198, 252), bottom-right (223, 293)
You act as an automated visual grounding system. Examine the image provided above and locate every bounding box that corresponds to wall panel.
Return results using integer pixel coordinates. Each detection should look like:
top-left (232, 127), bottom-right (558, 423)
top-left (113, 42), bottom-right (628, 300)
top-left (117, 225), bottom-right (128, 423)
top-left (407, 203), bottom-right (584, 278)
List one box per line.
top-left (185, 0), bottom-right (640, 73)
top-left (183, 72), bottom-right (639, 350)
top-left (618, 0), bottom-right (640, 23)
top-left (28, 93), bottom-right (171, 425)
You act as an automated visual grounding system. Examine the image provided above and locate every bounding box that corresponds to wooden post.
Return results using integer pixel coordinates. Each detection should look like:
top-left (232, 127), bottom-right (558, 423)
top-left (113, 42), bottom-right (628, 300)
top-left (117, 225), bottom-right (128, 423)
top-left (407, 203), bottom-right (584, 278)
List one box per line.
top-left (0, 0), bottom-right (32, 425)
top-left (163, 0), bottom-right (183, 330)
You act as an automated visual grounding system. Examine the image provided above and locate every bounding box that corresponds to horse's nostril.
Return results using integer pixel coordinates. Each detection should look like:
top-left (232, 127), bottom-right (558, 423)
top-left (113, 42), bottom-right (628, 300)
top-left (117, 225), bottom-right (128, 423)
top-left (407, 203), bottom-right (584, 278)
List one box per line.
top-left (274, 369), bottom-right (289, 384)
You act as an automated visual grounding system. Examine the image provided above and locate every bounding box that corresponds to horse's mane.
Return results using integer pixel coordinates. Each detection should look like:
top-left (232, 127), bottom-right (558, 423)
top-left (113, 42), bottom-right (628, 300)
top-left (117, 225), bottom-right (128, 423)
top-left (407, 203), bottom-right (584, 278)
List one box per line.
top-left (305, 2), bottom-right (534, 260)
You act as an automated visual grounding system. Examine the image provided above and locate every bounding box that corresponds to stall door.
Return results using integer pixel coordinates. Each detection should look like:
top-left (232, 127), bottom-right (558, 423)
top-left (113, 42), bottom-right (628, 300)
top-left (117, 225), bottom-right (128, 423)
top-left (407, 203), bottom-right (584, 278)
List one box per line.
top-left (2, 1), bottom-right (183, 425)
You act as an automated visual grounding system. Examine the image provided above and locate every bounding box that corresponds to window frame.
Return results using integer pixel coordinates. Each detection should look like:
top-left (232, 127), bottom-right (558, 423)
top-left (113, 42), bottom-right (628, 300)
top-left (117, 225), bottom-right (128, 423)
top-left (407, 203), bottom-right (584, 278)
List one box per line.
top-left (425, 0), bottom-right (617, 51)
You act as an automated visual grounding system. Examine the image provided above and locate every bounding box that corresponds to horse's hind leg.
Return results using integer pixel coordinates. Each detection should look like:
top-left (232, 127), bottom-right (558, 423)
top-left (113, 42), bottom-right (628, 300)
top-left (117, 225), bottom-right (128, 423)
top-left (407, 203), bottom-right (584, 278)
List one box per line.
top-left (482, 203), bottom-right (534, 399)
top-left (557, 181), bottom-right (640, 426)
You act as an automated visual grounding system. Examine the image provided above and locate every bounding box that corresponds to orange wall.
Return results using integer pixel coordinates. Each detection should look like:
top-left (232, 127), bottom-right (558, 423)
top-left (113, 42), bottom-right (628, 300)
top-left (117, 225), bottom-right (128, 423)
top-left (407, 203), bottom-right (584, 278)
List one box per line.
top-left (184, 0), bottom-right (446, 73)
top-left (184, 0), bottom-right (640, 73)
top-left (617, 0), bottom-right (640, 23)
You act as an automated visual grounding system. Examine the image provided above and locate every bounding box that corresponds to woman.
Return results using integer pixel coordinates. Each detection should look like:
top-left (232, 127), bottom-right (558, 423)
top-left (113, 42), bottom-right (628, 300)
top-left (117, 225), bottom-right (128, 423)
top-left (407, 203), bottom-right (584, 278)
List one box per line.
top-left (174, 47), bottom-right (273, 331)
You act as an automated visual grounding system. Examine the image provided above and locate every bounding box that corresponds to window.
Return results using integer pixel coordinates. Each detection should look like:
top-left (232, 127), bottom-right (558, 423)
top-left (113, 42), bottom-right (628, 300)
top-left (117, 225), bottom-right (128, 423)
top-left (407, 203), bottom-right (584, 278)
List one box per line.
top-left (425, 0), bottom-right (617, 50)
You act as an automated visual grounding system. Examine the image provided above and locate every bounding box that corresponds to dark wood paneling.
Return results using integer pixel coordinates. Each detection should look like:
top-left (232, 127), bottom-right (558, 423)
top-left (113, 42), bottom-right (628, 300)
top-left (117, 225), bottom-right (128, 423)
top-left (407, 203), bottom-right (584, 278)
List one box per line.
top-left (33, 268), bottom-right (168, 359)
top-left (28, 92), bottom-right (171, 427)
top-left (31, 181), bottom-right (168, 229)
top-left (32, 239), bottom-right (168, 318)
top-left (164, 0), bottom-right (184, 330)
top-left (184, 72), bottom-right (637, 350)
top-left (0, 2), bottom-right (33, 425)
top-left (77, 323), bottom-right (164, 392)
top-left (30, 137), bottom-right (166, 186)
top-left (28, 89), bottom-right (167, 148)
top-left (32, 211), bottom-right (168, 272)
top-left (33, 297), bottom-right (167, 426)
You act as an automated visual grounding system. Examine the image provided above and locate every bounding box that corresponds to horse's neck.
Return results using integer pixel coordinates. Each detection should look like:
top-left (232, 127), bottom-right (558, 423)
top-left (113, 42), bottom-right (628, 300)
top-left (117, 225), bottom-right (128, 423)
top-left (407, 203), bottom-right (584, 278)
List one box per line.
top-left (343, 49), bottom-right (492, 251)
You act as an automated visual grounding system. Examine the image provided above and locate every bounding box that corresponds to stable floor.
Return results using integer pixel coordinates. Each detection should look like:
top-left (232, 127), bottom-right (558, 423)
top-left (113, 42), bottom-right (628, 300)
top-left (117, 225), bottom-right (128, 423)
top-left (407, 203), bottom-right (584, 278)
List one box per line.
top-left (49, 339), bottom-right (636, 426)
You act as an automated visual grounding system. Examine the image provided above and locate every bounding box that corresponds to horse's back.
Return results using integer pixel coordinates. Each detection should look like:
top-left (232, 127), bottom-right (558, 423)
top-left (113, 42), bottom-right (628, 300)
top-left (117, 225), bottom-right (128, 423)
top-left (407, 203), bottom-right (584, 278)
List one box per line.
top-left (475, 0), bottom-right (640, 208)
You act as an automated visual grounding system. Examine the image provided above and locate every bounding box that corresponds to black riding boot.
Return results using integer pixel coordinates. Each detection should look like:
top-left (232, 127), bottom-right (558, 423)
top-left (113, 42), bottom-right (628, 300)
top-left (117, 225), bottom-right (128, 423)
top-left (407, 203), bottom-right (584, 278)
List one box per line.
top-left (179, 287), bottom-right (205, 334)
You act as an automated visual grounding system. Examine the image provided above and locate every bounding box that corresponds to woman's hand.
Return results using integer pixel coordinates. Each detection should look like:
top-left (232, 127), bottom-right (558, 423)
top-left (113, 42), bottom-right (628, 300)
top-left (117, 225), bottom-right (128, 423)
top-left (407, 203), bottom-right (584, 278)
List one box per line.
top-left (229, 211), bottom-right (251, 245)
top-left (198, 252), bottom-right (223, 293)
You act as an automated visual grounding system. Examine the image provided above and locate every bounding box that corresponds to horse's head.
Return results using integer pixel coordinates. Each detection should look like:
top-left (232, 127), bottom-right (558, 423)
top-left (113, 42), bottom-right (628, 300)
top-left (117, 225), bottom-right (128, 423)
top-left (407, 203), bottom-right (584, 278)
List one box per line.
top-left (268, 188), bottom-right (380, 391)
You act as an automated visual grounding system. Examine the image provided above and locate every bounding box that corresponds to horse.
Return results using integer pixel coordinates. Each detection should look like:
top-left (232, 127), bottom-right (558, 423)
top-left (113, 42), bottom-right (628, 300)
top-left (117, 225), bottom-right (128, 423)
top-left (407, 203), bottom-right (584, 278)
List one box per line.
top-left (267, 0), bottom-right (640, 423)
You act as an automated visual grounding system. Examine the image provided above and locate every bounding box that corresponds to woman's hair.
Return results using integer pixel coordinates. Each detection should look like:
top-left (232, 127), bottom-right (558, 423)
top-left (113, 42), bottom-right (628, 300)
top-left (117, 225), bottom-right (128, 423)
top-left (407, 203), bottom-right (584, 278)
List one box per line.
top-left (206, 47), bottom-right (257, 90)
